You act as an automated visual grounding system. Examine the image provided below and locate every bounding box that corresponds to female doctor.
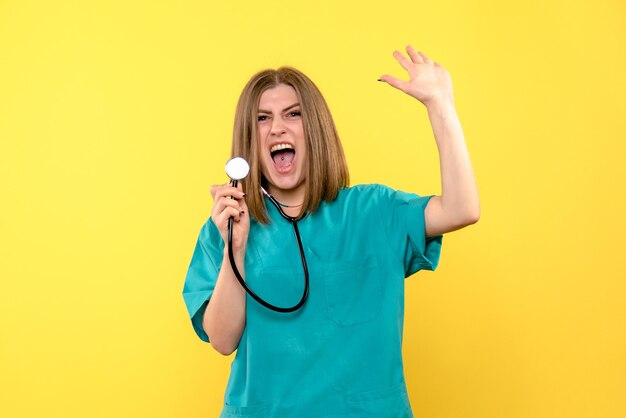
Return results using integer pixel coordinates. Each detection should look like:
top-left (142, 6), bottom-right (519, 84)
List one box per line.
top-left (182, 45), bottom-right (480, 417)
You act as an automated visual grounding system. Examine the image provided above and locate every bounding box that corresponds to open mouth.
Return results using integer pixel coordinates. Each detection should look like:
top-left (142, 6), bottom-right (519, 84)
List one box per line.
top-left (270, 143), bottom-right (296, 172)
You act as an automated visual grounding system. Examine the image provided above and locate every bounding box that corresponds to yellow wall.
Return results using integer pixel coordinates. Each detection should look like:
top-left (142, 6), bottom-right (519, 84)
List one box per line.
top-left (1, 1), bottom-right (624, 417)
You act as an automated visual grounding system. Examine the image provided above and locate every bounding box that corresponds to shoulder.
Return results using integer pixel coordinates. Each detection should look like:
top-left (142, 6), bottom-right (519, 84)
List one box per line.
top-left (336, 184), bottom-right (432, 217)
top-left (338, 183), bottom-right (395, 200)
top-left (336, 184), bottom-right (405, 208)
top-left (312, 184), bottom-right (407, 217)
top-left (328, 184), bottom-right (398, 216)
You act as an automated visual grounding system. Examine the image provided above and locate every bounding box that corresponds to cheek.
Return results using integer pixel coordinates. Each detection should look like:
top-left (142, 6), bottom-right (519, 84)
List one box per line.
top-left (258, 128), bottom-right (271, 151)
top-left (297, 129), bottom-right (306, 157)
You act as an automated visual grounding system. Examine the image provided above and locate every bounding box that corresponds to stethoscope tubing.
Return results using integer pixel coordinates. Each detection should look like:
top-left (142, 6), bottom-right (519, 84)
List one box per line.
top-left (227, 180), bottom-right (310, 312)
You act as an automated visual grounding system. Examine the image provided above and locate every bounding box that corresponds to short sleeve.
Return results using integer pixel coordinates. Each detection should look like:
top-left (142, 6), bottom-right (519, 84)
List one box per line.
top-left (380, 185), bottom-right (443, 277)
top-left (181, 219), bottom-right (224, 343)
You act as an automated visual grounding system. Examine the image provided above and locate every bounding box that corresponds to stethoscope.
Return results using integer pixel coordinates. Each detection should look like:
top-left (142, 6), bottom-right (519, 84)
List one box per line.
top-left (225, 157), bottom-right (309, 313)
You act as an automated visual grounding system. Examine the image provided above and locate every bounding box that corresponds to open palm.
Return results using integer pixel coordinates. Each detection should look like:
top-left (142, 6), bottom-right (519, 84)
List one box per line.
top-left (380, 45), bottom-right (454, 108)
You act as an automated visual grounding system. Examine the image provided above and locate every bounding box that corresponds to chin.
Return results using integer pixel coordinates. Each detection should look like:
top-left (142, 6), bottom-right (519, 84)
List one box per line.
top-left (270, 179), bottom-right (301, 192)
top-left (265, 173), bottom-right (305, 193)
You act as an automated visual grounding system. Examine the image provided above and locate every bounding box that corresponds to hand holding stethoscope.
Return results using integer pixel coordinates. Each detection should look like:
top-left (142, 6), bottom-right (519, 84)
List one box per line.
top-left (210, 170), bottom-right (250, 255)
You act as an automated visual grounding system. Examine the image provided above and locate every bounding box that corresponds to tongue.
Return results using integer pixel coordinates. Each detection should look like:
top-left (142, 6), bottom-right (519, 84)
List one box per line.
top-left (272, 149), bottom-right (295, 167)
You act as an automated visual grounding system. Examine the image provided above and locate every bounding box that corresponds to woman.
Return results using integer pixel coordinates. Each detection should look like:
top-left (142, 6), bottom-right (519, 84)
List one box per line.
top-left (182, 45), bottom-right (479, 417)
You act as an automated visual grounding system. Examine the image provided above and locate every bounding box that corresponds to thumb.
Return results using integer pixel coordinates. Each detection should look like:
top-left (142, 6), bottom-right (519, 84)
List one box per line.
top-left (379, 75), bottom-right (407, 92)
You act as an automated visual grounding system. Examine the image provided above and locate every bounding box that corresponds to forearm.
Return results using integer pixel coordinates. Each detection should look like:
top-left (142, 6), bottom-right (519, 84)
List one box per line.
top-left (203, 249), bottom-right (247, 355)
top-left (427, 98), bottom-right (480, 222)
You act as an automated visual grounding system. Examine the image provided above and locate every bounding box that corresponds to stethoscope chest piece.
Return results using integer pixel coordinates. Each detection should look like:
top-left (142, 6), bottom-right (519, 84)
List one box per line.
top-left (225, 157), bottom-right (250, 182)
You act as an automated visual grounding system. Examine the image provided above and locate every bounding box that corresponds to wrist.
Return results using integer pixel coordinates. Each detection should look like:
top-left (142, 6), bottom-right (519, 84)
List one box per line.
top-left (425, 95), bottom-right (456, 118)
top-left (224, 246), bottom-right (246, 265)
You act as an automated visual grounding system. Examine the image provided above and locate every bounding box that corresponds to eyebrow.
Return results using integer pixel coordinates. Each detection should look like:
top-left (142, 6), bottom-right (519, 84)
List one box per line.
top-left (258, 103), bottom-right (300, 114)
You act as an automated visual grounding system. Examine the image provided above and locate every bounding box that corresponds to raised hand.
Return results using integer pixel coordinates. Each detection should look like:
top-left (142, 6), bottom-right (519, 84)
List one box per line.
top-left (379, 45), bottom-right (454, 108)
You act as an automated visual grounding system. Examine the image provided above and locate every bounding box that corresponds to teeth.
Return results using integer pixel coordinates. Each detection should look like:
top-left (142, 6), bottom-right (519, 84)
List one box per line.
top-left (270, 143), bottom-right (294, 153)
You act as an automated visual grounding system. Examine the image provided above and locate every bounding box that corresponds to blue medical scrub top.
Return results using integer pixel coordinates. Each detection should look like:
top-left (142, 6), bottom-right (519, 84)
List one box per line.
top-left (182, 184), bottom-right (443, 418)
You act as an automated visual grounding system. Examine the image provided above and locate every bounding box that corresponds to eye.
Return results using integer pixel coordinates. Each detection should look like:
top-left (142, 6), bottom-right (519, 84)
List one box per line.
top-left (287, 110), bottom-right (301, 118)
top-left (257, 115), bottom-right (268, 122)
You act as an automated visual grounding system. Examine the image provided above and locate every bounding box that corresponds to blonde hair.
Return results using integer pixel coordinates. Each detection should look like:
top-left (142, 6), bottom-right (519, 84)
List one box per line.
top-left (231, 67), bottom-right (349, 224)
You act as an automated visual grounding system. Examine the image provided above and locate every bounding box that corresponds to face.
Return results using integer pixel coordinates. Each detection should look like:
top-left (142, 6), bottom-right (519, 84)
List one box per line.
top-left (257, 83), bottom-right (307, 200)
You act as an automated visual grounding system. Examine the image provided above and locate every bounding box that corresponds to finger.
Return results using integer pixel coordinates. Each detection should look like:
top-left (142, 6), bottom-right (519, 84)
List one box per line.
top-left (406, 45), bottom-right (424, 64)
top-left (211, 183), bottom-right (234, 200)
top-left (418, 50), bottom-right (433, 65)
top-left (217, 206), bottom-right (241, 224)
top-left (231, 181), bottom-right (248, 213)
top-left (214, 185), bottom-right (245, 201)
top-left (239, 193), bottom-right (249, 212)
top-left (379, 74), bottom-right (409, 92)
top-left (235, 181), bottom-right (247, 199)
top-left (392, 50), bottom-right (413, 72)
top-left (217, 197), bottom-right (242, 212)
top-left (212, 198), bottom-right (242, 221)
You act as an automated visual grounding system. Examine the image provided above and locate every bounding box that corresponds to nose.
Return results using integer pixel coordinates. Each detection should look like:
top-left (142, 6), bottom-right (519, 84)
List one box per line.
top-left (270, 116), bottom-right (286, 136)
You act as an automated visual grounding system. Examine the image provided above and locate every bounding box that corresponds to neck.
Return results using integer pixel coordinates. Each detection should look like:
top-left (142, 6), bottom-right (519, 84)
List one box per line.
top-left (267, 184), bottom-right (305, 216)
